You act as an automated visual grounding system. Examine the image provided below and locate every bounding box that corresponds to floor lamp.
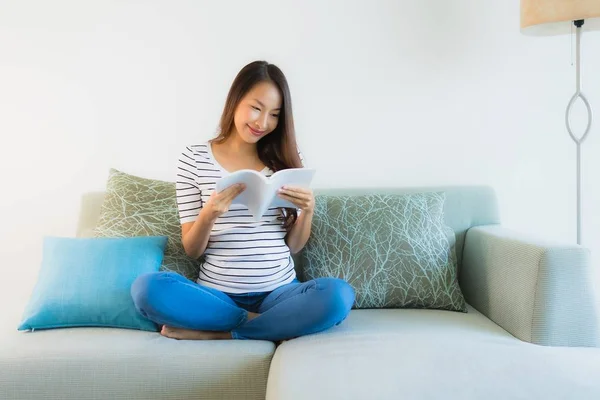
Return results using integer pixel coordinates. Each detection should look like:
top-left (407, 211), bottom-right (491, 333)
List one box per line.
top-left (520, 1), bottom-right (600, 245)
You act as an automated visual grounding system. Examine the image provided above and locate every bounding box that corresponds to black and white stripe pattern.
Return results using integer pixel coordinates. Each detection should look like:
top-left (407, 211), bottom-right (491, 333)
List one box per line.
top-left (176, 142), bottom-right (299, 293)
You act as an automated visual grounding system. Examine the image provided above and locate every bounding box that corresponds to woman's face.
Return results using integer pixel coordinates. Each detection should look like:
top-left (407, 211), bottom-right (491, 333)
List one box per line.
top-left (233, 81), bottom-right (282, 144)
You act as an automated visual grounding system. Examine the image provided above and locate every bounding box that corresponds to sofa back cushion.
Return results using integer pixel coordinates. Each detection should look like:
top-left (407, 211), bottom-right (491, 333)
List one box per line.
top-left (78, 180), bottom-right (500, 289)
top-left (300, 192), bottom-right (467, 311)
top-left (301, 186), bottom-right (500, 273)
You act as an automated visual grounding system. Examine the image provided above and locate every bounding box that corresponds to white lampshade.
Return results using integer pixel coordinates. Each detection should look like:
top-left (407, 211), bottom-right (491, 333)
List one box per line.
top-left (521, 0), bottom-right (600, 35)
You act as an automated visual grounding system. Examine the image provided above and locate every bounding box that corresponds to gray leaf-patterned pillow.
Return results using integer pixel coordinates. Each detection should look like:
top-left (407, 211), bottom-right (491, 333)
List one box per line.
top-left (301, 192), bottom-right (467, 312)
top-left (93, 168), bottom-right (200, 280)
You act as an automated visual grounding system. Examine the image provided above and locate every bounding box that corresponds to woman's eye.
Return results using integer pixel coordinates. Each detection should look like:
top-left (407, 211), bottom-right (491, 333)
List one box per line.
top-left (251, 106), bottom-right (261, 111)
top-left (271, 114), bottom-right (280, 118)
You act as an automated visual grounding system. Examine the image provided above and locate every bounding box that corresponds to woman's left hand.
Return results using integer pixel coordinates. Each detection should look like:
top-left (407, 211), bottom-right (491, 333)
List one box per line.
top-left (277, 186), bottom-right (314, 213)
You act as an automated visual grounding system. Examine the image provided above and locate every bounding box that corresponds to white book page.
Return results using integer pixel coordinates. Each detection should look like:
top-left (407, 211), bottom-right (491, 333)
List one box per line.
top-left (215, 170), bottom-right (267, 220)
top-left (266, 168), bottom-right (316, 209)
top-left (215, 168), bottom-right (316, 221)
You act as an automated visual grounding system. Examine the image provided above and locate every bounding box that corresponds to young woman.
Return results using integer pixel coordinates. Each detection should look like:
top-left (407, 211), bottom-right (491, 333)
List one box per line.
top-left (131, 61), bottom-right (355, 342)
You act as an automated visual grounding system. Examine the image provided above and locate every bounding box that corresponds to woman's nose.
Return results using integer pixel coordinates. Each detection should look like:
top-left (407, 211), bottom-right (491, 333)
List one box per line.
top-left (257, 113), bottom-right (269, 130)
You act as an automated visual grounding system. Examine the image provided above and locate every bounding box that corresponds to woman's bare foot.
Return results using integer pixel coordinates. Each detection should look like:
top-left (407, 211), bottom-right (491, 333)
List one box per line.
top-left (160, 325), bottom-right (232, 340)
top-left (160, 312), bottom-right (260, 340)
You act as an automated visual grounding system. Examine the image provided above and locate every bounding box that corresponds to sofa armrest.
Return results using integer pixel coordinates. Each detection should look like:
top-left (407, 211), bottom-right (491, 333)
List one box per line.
top-left (460, 224), bottom-right (600, 347)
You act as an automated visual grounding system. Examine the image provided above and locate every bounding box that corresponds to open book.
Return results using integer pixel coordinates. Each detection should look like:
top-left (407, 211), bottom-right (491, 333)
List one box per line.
top-left (215, 168), bottom-right (316, 221)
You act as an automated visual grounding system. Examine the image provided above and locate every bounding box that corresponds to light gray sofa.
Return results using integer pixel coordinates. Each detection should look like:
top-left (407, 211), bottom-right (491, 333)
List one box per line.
top-left (2, 186), bottom-right (600, 400)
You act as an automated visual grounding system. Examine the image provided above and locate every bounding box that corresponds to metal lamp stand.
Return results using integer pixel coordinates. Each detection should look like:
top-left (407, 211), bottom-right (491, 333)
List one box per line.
top-left (566, 19), bottom-right (593, 245)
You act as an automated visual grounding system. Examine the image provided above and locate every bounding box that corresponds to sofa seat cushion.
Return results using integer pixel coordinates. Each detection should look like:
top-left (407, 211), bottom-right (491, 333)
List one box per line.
top-left (0, 327), bottom-right (274, 400)
top-left (267, 304), bottom-right (600, 400)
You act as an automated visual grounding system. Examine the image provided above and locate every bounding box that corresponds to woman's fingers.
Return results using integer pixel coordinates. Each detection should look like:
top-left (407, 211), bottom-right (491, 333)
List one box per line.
top-left (278, 186), bottom-right (314, 213)
top-left (278, 187), bottom-right (310, 200)
top-left (221, 184), bottom-right (245, 202)
top-left (280, 186), bottom-right (309, 195)
top-left (277, 192), bottom-right (303, 207)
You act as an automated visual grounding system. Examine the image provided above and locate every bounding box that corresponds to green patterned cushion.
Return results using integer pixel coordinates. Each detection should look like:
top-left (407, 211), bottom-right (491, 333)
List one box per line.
top-left (301, 192), bottom-right (467, 312)
top-left (93, 168), bottom-right (200, 280)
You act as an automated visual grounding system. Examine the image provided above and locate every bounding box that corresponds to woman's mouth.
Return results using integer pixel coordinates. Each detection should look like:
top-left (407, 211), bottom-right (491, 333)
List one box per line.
top-left (248, 125), bottom-right (265, 137)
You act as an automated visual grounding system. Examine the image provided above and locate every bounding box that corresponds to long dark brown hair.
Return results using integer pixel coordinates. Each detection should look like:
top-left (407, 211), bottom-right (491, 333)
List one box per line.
top-left (212, 60), bottom-right (303, 229)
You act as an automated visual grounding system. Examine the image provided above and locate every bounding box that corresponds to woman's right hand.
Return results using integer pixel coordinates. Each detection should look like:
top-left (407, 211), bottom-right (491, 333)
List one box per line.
top-left (203, 184), bottom-right (246, 221)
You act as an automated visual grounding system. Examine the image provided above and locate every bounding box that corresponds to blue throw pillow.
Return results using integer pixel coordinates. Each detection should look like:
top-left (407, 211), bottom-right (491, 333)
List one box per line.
top-left (18, 236), bottom-right (168, 332)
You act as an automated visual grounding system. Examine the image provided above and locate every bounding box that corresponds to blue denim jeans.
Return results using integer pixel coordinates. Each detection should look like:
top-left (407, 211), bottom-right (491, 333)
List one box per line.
top-left (131, 271), bottom-right (355, 342)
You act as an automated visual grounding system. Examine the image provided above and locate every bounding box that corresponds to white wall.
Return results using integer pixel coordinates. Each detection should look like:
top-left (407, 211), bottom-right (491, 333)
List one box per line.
top-left (1, 0), bottom-right (599, 325)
